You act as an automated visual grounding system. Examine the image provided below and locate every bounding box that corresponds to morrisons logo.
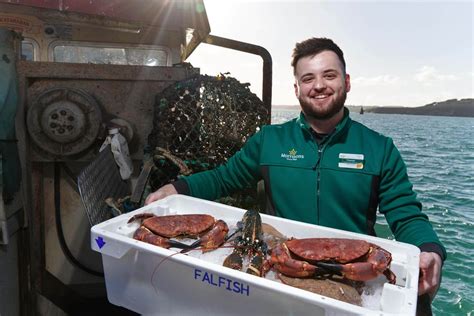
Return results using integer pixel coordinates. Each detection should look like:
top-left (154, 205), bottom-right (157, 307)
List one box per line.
top-left (281, 148), bottom-right (305, 161)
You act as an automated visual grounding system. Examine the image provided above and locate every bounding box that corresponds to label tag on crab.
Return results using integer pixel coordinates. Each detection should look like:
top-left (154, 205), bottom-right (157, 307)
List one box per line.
top-left (338, 153), bottom-right (364, 169)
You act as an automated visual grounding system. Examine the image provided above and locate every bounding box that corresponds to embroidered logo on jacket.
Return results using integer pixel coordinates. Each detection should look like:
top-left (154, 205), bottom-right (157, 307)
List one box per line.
top-left (281, 148), bottom-right (305, 161)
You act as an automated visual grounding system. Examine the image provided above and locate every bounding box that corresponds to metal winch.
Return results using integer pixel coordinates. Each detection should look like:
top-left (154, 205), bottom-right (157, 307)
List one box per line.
top-left (26, 87), bottom-right (102, 157)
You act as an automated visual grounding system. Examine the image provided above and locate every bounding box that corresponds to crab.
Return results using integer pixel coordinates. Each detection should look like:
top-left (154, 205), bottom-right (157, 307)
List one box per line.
top-left (128, 213), bottom-right (229, 252)
top-left (223, 209), bottom-right (269, 277)
top-left (270, 238), bottom-right (396, 284)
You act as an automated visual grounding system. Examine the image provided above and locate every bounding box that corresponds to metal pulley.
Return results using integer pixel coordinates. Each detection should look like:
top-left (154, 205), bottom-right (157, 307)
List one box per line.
top-left (27, 87), bottom-right (102, 157)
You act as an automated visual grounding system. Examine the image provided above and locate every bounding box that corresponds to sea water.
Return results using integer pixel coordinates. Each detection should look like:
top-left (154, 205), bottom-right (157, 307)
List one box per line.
top-left (272, 109), bottom-right (474, 316)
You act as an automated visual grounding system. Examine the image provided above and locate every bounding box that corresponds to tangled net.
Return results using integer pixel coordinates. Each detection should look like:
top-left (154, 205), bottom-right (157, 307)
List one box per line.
top-left (146, 74), bottom-right (269, 210)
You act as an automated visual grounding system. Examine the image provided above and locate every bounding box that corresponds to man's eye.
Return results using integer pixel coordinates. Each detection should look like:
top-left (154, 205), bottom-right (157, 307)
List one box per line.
top-left (325, 74), bottom-right (336, 79)
top-left (302, 77), bottom-right (313, 83)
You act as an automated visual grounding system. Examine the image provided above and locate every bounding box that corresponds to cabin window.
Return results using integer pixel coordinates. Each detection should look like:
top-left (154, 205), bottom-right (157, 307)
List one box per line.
top-left (52, 43), bottom-right (169, 66)
top-left (21, 40), bottom-right (36, 61)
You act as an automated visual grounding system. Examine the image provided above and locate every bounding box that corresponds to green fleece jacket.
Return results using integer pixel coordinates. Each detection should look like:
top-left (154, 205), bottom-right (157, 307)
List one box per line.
top-left (176, 108), bottom-right (446, 259)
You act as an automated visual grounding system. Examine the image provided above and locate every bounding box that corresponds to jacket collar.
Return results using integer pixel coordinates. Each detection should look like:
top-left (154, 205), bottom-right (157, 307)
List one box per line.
top-left (296, 107), bottom-right (352, 143)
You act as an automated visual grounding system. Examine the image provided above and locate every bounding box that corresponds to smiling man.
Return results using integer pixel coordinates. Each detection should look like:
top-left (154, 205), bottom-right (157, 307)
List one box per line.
top-left (146, 37), bottom-right (446, 308)
top-left (293, 48), bottom-right (349, 131)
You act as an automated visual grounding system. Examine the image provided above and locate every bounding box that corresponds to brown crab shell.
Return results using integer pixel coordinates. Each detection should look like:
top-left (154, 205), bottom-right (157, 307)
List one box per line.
top-left (142, 214), bottom-right (215, 237)
top-left (285, 238), bottom-right (371, 263)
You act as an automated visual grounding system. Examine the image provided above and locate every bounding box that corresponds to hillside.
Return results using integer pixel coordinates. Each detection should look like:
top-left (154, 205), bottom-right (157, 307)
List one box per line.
top-left (274, 99), bottom-right (474, 118)
top-left (364, 99), bottom-right (473, 117)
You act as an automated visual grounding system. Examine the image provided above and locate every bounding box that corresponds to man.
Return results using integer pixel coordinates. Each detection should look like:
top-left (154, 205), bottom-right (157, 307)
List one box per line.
top-left (145, 37), bottom-right (445, 303)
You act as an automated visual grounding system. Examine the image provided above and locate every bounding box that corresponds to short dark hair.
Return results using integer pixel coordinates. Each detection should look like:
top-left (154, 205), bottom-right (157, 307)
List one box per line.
top-left (291, 37), bottom-right (346, 74)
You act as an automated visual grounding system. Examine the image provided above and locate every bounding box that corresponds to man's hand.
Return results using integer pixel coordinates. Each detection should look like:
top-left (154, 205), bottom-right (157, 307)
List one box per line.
top-left (418, 251), bottom-right (443, 301)
top-left (144, 184), bottom-right (178, 205)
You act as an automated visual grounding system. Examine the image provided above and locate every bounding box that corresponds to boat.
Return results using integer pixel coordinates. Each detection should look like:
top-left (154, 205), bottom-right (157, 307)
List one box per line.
top-left (0, 1), bottom-right (272, 314)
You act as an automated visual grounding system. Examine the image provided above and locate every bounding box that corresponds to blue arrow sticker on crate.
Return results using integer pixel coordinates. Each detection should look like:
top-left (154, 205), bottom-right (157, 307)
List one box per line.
top-left (95, 236), bottom-right (106, 249)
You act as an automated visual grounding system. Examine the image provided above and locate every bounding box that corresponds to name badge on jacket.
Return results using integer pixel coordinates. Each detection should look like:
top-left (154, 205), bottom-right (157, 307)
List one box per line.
top-left (338, 153), bottom-right (364, 169)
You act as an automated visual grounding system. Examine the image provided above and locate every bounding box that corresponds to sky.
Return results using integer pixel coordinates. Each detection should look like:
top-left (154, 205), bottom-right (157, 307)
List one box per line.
top-left (187, 0), bottom-right (473, 107)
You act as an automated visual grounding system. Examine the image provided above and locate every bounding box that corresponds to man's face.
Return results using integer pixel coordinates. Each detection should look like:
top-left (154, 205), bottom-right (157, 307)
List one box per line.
top-left (294, 50), bottom-right (351, 120)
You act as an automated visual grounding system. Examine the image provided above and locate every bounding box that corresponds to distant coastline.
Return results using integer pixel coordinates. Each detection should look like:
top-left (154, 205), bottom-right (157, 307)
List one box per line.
top-left (273, 98), bottom-right (474, 118)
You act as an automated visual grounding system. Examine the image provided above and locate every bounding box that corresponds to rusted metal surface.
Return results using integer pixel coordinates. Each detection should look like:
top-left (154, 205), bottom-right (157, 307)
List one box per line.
top-left (17, 60), bottom-right (199, 161)
top-left (0, 1), bottom-right (209, 65)
top-left (17, 60), bottom-right (198, 81)
top-left (15, 59), bottom-right (201, 313)
top-left (0, 0), bottom-right (210, 32)
top-left (0, 6), bottom-right (186, 62)
top-left (4, 2), bottom-right (274, 314)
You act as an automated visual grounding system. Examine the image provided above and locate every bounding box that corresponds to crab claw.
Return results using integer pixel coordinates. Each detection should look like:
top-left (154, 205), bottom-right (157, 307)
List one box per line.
top-left (316, 261), bottom-right (384, 282)
top-left (181, 219), bottom-right (229, 253)
top-left (127, 213), bottom-right (155, 224)
top-left (199, 220), bottom-right (229, 252)
top-left (270, 243), bottom-right (319, 278)
top-left (314, 260), bottom-right (396, 284)
top-left (134, 226), bottom-right (192, 249)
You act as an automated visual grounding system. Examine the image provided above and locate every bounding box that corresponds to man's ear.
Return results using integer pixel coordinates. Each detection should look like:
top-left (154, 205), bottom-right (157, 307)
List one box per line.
top-left (345, 74), bottom-right (351, 92)
top-left (294, 81), bottom-right (299, 97)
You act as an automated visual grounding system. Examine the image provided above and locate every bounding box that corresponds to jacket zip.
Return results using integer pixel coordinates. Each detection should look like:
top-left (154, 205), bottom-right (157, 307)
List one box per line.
top-left (315, 143), bottom-right (325, 224)
top-left (314, 123), bottom-right (342, 223)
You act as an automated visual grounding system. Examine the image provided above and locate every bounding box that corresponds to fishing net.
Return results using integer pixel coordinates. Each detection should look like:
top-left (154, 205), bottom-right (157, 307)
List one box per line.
top-left (146, 74), bottom-right (269, 210)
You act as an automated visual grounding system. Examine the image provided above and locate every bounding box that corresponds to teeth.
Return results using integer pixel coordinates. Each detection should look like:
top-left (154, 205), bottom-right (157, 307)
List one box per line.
top-left (314, 95), bottom-right (328, 99)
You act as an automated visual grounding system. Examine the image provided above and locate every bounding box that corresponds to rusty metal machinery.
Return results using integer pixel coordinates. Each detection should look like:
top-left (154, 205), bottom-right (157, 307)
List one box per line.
top-left (26, 87), bottom-right (102, 157)
top-left (147, 74), bottom-right (269, 209)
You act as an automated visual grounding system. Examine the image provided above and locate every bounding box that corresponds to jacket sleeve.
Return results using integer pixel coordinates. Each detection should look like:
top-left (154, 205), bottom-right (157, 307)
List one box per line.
top-left (181, 128), bottom-right (264, 201)
top-left (378, 138), bottom-right (447, 260)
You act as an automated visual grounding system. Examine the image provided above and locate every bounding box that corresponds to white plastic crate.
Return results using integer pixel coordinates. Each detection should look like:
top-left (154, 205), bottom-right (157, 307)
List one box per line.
top-left (91, 195), bottom-right (419, 315)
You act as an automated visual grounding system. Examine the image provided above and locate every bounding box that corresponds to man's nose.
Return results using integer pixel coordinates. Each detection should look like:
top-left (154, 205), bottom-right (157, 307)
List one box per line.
top-left (313, 79), bottom-right (326, 90)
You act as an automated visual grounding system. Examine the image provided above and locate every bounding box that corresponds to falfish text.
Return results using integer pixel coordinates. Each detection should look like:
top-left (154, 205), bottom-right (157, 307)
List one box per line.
top-left (194, 268), bottom-right (250, 296)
